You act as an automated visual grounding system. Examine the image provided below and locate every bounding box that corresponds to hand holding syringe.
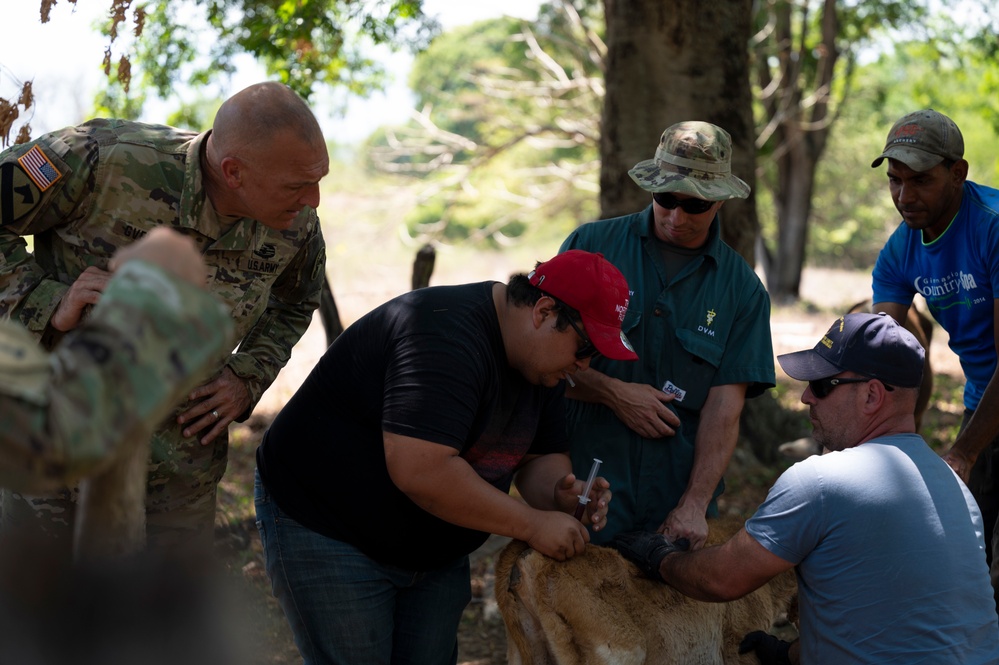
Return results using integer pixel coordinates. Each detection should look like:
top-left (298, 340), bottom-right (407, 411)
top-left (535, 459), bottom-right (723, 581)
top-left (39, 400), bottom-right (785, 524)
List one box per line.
top-left (573, 457), bottom-right (602, 521)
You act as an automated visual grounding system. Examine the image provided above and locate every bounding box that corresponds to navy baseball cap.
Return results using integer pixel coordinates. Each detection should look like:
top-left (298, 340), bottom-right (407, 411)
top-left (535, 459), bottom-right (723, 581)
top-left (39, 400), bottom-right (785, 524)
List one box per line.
top-left (777, 312), bottom-right (924, 388)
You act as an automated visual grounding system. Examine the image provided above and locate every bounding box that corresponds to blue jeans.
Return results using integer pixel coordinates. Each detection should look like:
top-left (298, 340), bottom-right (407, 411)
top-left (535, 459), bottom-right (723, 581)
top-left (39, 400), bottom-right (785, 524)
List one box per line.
top-left (254, 469), bottom-right (469, 665)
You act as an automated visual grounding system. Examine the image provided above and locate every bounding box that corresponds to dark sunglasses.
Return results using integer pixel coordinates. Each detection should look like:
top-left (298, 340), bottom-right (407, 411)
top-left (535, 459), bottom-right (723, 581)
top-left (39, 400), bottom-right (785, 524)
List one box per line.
top-left (564, 315), bottom-right (599, 360)
top-left (652, 191), bottom-right (715, 215)
top-left (808, 376), bottom-right (894, 399)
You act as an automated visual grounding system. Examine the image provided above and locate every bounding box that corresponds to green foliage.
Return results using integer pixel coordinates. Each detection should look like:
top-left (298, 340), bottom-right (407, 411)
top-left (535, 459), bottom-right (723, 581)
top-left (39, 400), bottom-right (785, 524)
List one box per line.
top-left (754, 1), bottom-right (999, 272)
top-left (409, 19), bottom-right (529, 139)
top-left (763, 37), bottom-right (999, 270)
top-left (93, 80), bottom-right (148, 121)
top-left (371, 3), bottom-right (605, 248)
top-left (100, 0), bottom-right (439, 117)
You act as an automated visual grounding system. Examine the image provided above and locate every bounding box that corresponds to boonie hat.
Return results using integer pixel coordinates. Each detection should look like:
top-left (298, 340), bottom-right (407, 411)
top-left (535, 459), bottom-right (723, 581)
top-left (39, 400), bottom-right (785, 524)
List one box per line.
top-left (628, 121), bottom-right (750, 201)
top-left (528, 250), bottom-right (638, 361)
top-left (777, 312), bottom-right (924, 388)
top-left (871, 109), bottom-right (964, 172)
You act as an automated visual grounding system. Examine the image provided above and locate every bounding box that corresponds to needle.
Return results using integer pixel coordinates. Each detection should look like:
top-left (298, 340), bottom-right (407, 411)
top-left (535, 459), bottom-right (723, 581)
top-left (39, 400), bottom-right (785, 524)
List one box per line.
top-left (573, 457), bottom-right (602, 521)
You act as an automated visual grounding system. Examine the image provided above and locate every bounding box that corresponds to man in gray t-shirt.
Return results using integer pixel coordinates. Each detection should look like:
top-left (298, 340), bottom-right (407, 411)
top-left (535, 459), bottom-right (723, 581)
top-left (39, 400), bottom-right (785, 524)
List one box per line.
top-left (614, 313), bottom-right (999, 664)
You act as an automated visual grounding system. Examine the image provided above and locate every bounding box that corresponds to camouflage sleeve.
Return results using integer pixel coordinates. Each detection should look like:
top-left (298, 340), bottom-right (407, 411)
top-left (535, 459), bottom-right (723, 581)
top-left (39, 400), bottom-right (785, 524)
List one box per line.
top-left (0, 127), bottom-right (97, 337)
top-left (0, 260), bottom-right (235, 494)
top-left (227, 219), bottom-right (325, 419)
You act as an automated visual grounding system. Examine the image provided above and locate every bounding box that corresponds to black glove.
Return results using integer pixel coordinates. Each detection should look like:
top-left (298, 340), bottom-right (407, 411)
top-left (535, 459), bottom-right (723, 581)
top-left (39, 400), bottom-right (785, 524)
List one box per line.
top-left (610, 531), bottom-right (689, 583)
top-left (738, 631), bottom-right (793, 665)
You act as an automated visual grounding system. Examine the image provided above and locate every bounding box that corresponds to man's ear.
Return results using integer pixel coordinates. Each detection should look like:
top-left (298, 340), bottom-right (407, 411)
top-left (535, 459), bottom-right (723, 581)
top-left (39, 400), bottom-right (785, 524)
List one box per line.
top-left (863, 379), bottom-right (889, 413)
top-left (219, 156), bottom-right (243, 188)
top-left (532, 295), bottom-right (556, 329)
top-left (951, 159), bottom-right (969, 183)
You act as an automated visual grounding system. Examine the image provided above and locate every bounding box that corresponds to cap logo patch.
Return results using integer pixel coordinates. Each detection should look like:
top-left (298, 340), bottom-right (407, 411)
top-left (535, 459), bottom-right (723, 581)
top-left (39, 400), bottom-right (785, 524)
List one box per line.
top-left (17, 146), bottom-right (62, 192)
top-left (615, 301), bottom-right (628, 323)
top-left (820, 335), bottom-right (834, 349)
top-left (890, 123), bottom-right (922, 141)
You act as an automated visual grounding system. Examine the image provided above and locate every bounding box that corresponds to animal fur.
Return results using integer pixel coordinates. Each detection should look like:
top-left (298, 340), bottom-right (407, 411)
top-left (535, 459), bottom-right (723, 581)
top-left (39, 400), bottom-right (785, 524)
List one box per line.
top-left (495, 517), bottom-right (797, 665)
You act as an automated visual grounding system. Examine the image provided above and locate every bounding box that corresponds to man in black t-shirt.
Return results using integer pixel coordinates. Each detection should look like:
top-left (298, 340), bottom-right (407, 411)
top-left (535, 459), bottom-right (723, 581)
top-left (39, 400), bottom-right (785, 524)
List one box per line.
top-left (255, 250), bottom-right (637, 665)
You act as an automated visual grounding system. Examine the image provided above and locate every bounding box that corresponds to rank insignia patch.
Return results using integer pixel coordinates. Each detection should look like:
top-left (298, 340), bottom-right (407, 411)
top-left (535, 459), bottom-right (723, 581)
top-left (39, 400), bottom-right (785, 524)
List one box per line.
top-left (17, 145), bottom-right (62, 191)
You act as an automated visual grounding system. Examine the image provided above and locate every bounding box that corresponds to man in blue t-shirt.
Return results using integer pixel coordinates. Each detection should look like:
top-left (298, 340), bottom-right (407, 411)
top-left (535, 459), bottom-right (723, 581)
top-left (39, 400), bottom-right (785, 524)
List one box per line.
top-left (613, 313), bottom-right (999, 664)
top-left (870, 109), bottom-right (999, 610)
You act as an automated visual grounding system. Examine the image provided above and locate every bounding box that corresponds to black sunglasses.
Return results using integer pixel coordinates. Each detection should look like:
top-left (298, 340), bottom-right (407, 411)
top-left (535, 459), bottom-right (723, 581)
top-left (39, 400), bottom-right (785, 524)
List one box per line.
top-left (652, 191), bottom-right (715, 215)
top-left (564, 315), bottom-right (599, 360)
top-left (808, 376), bottom-right (894, 399)
top-left (545, 294), bottom-right (600, 359)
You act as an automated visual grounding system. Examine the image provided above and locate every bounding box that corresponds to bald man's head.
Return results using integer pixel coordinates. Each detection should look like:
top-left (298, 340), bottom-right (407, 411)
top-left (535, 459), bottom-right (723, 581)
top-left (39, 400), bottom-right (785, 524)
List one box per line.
top-left (211, 82), bottom-right (324, 158)
top-left (203, 82), bottom-right (329, 228)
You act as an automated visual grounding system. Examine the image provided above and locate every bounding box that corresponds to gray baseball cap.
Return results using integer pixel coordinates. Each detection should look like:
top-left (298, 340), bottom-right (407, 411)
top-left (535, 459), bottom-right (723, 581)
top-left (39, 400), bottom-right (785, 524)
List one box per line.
top-left (628, 121), bottom-right (750, 201)
top-left (871, 109), bottom-right (964, 172)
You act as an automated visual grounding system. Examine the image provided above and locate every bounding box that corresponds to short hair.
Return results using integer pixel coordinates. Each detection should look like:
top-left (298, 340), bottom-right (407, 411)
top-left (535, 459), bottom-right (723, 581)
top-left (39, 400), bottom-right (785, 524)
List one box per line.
top-left (507, 272), bottom-right (581, 332)
top-left (212, 82), bottom-right (323, 156)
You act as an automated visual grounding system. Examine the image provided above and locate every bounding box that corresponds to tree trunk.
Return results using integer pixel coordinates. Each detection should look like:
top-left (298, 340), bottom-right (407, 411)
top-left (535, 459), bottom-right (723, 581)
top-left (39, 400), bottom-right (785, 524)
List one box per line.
top-left (411, 244), bottom-right (436, 290)
top-left (319, 275), bottom-right (344, 348)
top-left (600, 0), bottom-right (758, 264)
top-left (756, 0), bottom-right (840, 302)
top-left (770, 133), bottom-right (818, 303)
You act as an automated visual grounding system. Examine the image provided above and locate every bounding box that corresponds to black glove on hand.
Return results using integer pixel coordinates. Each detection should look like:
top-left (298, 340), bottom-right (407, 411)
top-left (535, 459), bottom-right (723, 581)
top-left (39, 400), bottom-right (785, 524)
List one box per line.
top-left (611, 531), bottom-right (689, 583)
top-left (738, 631), bottom-right (793, 665)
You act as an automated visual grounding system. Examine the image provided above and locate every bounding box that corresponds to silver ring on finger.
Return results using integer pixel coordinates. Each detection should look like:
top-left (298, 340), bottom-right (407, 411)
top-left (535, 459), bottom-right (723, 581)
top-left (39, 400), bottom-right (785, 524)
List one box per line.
top-left (211, 409), bottom-right (220, 422)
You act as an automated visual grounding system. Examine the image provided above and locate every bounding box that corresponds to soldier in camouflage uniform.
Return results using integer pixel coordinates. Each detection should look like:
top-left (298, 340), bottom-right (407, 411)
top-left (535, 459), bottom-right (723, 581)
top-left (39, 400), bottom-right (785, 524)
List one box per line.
top-left (0, 228), bottom-right (233, 493)
top-left (558, 120), bottom-right (775, 550)
top-left (0, 81), bottom-right (329, 557)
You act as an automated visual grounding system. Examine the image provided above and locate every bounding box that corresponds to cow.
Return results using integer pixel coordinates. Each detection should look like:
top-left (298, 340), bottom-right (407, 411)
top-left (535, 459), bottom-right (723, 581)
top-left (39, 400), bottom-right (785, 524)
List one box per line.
top-left (494, 517), bottom-right (797, 665)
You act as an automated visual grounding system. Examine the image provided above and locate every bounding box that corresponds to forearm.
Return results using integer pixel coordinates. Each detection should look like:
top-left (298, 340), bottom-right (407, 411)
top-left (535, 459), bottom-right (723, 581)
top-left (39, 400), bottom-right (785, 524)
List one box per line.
top-left (0, 262), bottom-right (234, 493)
top-left (0, 231), bottom-right (65, 336)
top-left (232, 237), bottom-right (324, 414)
top-left (952, 376), bottom-right (999, 460)
top-left (660, 529), bottom-right (783, 602)
top-left (660, 550), bottom-right (740, 602)
top-left (952, 301), bottom-right (999, 461)
top-left (677, 387), bottom-right (745, 513)
top-left (228, 293), bottom-right (320, 416)
top-left (392, 452), bottom-right (542, 541)
top-left (566, 365), bottom-right (623, 407)
top-left (514, 453), bottom-right (573, 512)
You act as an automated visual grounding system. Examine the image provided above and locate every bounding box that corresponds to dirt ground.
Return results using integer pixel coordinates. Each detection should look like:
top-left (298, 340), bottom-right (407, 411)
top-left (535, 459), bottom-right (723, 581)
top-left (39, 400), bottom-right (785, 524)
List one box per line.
top-left (213, 263), bottom-right (965, 665)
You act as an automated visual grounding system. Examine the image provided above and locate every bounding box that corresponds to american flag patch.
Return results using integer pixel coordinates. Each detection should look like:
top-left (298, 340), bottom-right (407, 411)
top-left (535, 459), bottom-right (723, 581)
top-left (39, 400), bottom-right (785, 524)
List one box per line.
top-left (17, 145), bottom-right (62, 191)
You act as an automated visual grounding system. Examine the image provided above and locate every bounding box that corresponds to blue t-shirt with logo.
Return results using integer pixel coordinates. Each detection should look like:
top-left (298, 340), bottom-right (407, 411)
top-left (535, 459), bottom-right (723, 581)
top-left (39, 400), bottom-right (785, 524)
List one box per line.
top-left (873, 181), bottom-right (999, 410)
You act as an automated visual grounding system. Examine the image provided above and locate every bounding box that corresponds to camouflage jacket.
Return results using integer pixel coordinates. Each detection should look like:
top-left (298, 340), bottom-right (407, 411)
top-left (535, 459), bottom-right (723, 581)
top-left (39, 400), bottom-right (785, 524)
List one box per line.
top-left (0, 260), bottom-right (234, 494)
top-left (0, 119), bottom-right (326, 419)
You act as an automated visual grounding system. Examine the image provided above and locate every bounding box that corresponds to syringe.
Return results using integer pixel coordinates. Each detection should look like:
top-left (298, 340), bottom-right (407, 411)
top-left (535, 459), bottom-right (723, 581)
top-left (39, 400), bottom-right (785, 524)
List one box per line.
top-left (573, 457), bottom-right (602, 521)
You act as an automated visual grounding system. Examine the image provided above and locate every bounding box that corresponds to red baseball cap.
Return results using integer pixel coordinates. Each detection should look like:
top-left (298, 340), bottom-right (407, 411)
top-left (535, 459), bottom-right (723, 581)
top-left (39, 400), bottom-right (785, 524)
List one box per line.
top-left (528, 250), bottom-right (638, 361)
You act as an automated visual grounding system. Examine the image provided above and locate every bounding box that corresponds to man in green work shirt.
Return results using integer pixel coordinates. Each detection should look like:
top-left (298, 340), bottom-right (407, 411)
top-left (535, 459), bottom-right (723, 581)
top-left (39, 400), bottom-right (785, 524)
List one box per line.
top-left (559, 121), bottom-right (775, 549)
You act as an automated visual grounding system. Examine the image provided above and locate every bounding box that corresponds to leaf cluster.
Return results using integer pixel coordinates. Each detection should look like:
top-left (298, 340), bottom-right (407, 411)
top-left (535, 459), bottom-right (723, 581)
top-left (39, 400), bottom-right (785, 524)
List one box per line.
top-left (99, 0), bottom-right (439, 118)
top-left (368, 1), bottom-right (605, 247)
